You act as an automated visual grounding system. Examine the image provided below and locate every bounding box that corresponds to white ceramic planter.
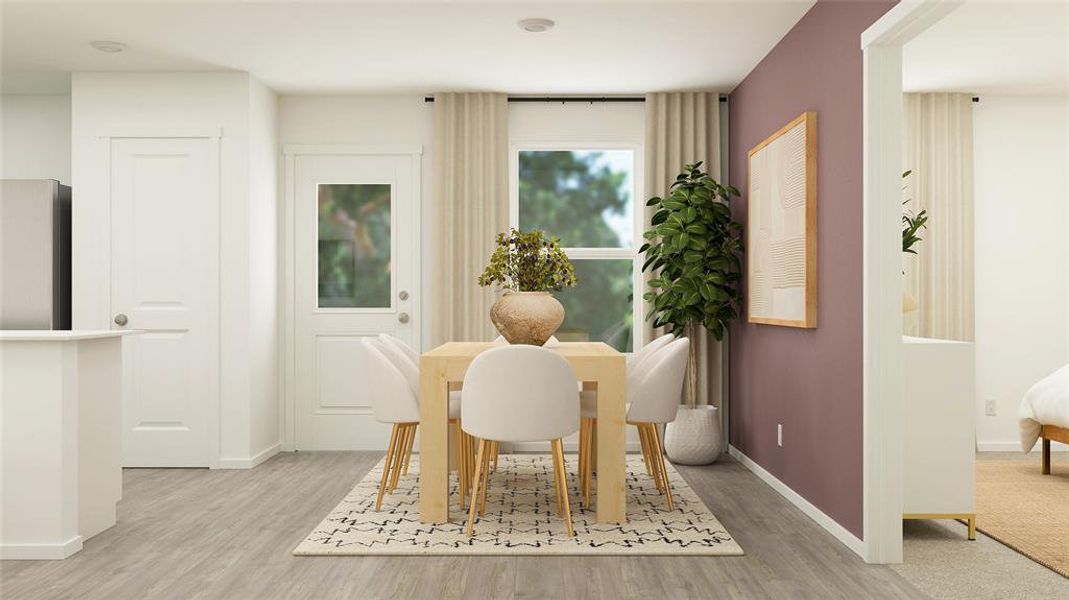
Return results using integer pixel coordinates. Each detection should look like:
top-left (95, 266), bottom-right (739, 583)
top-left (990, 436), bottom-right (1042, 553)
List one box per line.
top-left (663, 405), bottom-right (723, 465)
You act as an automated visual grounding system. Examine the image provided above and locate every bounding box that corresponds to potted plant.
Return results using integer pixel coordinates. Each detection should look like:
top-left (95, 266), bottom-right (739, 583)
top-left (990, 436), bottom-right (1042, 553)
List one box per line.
top-left (901, 169), bottom-right (929, 313)
top-left (478, 228), bottom-right (578, 346)
top-left (641, 162), bottom-right (743, 464)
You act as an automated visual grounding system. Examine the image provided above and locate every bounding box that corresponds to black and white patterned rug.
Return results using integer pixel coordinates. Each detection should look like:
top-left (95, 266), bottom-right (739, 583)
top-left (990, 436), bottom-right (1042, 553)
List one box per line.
top-left (293, 454), bottom-right (743, 556)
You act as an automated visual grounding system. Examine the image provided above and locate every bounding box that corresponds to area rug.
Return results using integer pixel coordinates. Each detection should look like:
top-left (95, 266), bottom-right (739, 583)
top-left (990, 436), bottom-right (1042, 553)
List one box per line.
top-left (975, 457), bottom-right (1069, 577)
top-left (293, 454), bottom-right (743, 556)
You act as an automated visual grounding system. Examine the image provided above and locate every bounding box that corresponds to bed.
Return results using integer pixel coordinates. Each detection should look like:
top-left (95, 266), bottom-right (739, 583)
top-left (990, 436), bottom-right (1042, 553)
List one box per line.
top-left (1018, 365), bottom-right (1069, 474)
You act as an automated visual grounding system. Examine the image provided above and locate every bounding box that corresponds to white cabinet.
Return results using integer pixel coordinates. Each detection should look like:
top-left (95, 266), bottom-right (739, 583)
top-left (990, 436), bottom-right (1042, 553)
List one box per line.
top-left (902, 336), bottom-right (976, 539)
top-left (0, 330), bottom-right (135, 559)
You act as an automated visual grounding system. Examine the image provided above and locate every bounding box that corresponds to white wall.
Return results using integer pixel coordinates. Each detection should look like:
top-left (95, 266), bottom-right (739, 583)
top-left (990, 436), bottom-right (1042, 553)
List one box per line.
top-left (248, 79), bottom-right (281, 458)
top-left (71, 72), bottom-right (281, 467)
top-left (974, 95), bottom-right (1069, 451)
top-left (1, 94), bottom-right (71, 183)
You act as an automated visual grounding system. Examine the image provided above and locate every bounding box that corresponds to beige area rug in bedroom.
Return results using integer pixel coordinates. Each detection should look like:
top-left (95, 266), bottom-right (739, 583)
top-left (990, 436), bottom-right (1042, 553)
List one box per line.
top-left (976, 457), bottom-right (1069, 577)
top-left (293, 454), bottom-right (743, 556)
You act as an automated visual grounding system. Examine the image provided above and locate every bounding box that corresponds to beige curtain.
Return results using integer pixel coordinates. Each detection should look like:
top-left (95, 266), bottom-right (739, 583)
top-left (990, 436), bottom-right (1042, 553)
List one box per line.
top-left (432, 93), bottom-right (509, 344)
top-left (902, 93), bottom-right (975, 341)
top-left (644, 92), bottom-right (723, 407)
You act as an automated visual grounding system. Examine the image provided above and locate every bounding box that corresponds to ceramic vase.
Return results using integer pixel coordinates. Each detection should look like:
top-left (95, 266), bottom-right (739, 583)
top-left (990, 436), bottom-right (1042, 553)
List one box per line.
top-left (489, 291), bottom-right (565, 346)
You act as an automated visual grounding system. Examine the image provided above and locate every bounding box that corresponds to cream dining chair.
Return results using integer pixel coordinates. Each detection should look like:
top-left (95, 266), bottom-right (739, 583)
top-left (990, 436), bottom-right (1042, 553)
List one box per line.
top-left (461, 345), bottom-right (580, 537)
top-left (579, 337), bottom-right (689, 510)
top-left (369, 335), bottom-right (473, 508)
top-left (577, 333), bottom-right (675, 507)
top-left (361, 338), bottom-right (421, 511)
top-left (484, 335), bottom-right (560, 471)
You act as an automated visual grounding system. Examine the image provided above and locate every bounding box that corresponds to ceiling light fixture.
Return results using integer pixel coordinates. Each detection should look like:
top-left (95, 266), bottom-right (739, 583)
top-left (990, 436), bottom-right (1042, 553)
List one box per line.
top-left (517, 18), bottom-right (555, 33)
top-left (90, 40), bottom-right (127, 53)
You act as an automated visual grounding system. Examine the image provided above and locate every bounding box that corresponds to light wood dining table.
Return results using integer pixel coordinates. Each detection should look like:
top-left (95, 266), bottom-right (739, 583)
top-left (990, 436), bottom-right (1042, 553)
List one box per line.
top-left (418, 341), bottom-right (627, 524)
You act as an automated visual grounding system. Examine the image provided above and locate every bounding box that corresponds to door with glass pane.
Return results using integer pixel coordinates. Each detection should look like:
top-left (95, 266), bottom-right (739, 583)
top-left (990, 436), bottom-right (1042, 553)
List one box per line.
top-left (294, 152), bottom-right (420, 450)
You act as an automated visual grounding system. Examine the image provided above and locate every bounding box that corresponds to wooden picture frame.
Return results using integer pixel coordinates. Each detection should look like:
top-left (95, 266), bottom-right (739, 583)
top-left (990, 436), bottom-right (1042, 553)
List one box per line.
top-left (746, 111), bottom-right (817, 328)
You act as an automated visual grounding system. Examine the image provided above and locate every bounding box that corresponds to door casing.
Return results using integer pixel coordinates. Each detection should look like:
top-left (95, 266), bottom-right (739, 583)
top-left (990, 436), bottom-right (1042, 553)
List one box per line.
top-left (282, 145), bottom-right (423, 451)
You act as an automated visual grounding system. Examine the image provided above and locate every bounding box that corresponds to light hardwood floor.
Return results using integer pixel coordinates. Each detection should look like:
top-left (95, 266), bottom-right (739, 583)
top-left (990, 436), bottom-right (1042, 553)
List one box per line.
top-left (0, 452), bottom-right (927, 599)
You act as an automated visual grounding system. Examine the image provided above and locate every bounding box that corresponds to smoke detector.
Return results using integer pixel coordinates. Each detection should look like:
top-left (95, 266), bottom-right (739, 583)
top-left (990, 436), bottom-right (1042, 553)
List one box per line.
top-left (90, 40), bottom-right (127, 53)
top-left (517, 18), bottom-right (555, 33)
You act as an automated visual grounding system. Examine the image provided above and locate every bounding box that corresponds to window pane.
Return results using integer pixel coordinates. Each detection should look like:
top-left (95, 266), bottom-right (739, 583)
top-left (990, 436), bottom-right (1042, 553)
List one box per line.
top-left (518, 150), bottom-right (633, 248)
top-left (317, 183), bottom-right (391, 308)
top-left (556, 259), bottom-right (633, 352)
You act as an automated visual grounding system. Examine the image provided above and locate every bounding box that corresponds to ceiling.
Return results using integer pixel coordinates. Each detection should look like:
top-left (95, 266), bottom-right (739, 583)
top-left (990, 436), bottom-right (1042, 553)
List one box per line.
top-left (903, 0), bottom-right (1069, 96)
top-left (1, 0), bottom-right (814, 95)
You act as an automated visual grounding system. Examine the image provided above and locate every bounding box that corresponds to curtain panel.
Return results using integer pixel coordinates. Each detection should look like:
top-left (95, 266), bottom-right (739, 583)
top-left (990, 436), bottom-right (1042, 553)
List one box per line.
top-left (902, 93), bottom-right (975, 341)
top-left (432, 93), bottom-right (509, 344)
top-left (644, 92), bottom-right (723, 408)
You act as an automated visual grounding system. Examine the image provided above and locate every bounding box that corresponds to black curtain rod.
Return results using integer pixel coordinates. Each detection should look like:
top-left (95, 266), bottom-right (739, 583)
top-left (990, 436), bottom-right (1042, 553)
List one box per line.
top-left (423, 95), bottom-right (728, 103)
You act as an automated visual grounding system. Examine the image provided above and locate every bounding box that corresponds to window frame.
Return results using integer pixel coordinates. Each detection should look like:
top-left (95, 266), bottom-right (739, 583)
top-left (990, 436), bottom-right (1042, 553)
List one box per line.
top-left (508, 141), bottom-right (645, 353)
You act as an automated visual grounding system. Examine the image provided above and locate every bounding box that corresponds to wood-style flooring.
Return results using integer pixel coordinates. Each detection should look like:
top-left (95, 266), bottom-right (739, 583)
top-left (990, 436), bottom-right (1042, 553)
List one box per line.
top-left (0, 452), bottom-right (928, 599)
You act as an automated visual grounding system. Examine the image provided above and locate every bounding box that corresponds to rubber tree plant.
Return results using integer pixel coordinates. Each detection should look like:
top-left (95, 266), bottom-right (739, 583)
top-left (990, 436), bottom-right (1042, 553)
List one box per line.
top-left (640, 162), bottom-right (743, 406)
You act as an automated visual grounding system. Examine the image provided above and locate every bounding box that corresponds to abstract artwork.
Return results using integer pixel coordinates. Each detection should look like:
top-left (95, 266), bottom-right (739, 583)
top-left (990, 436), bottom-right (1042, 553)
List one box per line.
top-left (747, 112), bottom-right (817, 328)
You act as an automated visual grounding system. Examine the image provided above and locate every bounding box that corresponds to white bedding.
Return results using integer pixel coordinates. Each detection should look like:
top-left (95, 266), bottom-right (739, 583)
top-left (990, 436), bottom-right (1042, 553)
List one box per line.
top-left (1018, 364), bottom-right (1069, 451)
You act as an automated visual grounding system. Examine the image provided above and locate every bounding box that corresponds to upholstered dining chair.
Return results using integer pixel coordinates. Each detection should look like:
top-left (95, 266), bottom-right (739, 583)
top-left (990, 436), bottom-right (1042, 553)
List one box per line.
top-left (577, 333), bottom-right (675, 507)
top-left (578, 337), bottom-right (689, 510)
top-left (361, 338), bottom-right (421, 511)
top-left (376, 334), bottom-right (473, 507)
top-left (484, 335), bottom-right (560, 471)
top-left (461, 345), bottom-right (580, 537)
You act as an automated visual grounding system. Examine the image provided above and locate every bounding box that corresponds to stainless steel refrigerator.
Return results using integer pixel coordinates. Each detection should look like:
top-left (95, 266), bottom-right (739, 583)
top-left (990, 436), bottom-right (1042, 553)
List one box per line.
top-left (0, 179), bottom-right (72, 329)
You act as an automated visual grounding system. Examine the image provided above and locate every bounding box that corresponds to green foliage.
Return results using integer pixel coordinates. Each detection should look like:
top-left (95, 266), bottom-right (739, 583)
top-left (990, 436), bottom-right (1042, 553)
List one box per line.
top-left (517, 150), bottom-right (635, 351)
top-left (900, 170), bottom-right (929, 255)
top-left (641, 162), bottom-right (743, 341)
top-left (317, 184), bottom-right (391, 307)
top-left (519, 150), bottom-right (630, 247)
top-left (478, 228), bottom-right (578, 292)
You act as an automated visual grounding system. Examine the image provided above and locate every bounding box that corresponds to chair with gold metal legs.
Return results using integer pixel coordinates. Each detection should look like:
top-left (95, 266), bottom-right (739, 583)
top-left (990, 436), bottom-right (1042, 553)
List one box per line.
top-left (579, 337), bottom-right (689, 510)
top-left (461, 345), bottom-right (580, 537)
top-left (366, 337), bottom-right (470, 509)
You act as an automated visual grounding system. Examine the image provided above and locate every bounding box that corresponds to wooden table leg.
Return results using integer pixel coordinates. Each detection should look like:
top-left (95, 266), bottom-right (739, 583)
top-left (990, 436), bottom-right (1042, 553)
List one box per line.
top-left (1042, 438), bottom-right (1051, 475)
top-left (595, 356), bottom-right (627, 524)
top-left (419, 358), bottom-right (450, 523)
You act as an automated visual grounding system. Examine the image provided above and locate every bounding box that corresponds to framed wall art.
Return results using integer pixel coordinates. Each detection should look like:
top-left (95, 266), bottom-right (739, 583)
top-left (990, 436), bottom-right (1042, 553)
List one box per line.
top-left (746, 111), bottom-right (817, 328)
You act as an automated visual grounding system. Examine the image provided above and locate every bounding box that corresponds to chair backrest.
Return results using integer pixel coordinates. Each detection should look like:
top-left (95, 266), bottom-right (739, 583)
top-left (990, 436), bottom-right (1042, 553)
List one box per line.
top-left (493, 335), bottom-right (559, 347)
top-left (375, 335), bottom-right (419, 396)
top-left (461, 345), bottom-right (579, 442)
top-left (361, 338), bottom-right (420, 424)
top-left (379, 333), bottom-right (419, 365)
top-left (627, 333), bottom-right (676, 377)
top-left (626, 337), bottom-right (690, 424)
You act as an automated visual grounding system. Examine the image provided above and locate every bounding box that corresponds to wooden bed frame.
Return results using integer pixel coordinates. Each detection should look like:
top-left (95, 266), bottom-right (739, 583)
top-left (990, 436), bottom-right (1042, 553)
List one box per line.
top-left (1041, 425), bottom-right (1069, 474)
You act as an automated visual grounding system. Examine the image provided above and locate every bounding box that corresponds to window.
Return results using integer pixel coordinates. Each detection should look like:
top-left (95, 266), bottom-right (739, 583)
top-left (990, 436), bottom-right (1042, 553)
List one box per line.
top-left (513, 148), bottom-right (640, 352)
top-left (317, 183), bottom-right (392, 308)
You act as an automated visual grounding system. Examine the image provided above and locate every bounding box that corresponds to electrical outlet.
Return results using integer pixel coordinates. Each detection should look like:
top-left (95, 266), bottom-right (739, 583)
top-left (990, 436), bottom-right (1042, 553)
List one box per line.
top-left (777, 424), bottom-right (783, 447)
top-left (985, 399), bottom-right (998, 417)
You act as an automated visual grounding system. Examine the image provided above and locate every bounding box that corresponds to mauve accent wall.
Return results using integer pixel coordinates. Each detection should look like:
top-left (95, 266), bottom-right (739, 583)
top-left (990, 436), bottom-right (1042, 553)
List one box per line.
top-left (727, 0), bottom-right (896, 539)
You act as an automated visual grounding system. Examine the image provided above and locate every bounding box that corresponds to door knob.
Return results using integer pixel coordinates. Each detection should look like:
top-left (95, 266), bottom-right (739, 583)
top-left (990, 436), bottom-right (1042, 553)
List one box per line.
top-left (398, 312), bottom-right (410, 324)
top-left (114, 313), bottom-right (128, 326)
top-left (398, 290), bottom-right (409, 301)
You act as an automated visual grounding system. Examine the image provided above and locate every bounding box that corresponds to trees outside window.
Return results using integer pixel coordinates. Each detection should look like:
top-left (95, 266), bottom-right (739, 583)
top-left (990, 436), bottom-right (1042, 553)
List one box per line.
top-left (514, 149), bottom-right (638, 352)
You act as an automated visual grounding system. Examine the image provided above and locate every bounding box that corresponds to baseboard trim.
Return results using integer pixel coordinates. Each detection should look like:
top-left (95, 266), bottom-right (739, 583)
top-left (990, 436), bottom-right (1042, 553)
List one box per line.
top-left (214, 443), bottom-right (282, 470)
top-left (728, 445), bottom-right (866, 559)
top-left (0, 535), bottom-right (83, 560)
top-left (977, 440), bottom-right (1069, 453)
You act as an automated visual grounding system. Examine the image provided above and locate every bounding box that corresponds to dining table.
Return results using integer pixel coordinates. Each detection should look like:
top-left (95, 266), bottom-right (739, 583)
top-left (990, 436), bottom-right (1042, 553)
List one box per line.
top-left (418, 341), bottom-right (627, 524)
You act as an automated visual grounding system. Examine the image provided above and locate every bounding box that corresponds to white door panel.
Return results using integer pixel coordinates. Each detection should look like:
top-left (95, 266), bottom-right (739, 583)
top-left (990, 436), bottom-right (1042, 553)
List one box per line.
top-left (111, 137), bottom-right (219, 467)
top-left (294, 153), bottom-right (420, 450)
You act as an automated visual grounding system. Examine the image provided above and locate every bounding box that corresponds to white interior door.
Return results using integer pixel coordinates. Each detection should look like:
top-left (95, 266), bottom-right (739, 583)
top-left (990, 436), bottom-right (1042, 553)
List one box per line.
top-left (111, 137), bottom-right (219, 467)
top-left (294, 152), bottom-right (420, 450)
